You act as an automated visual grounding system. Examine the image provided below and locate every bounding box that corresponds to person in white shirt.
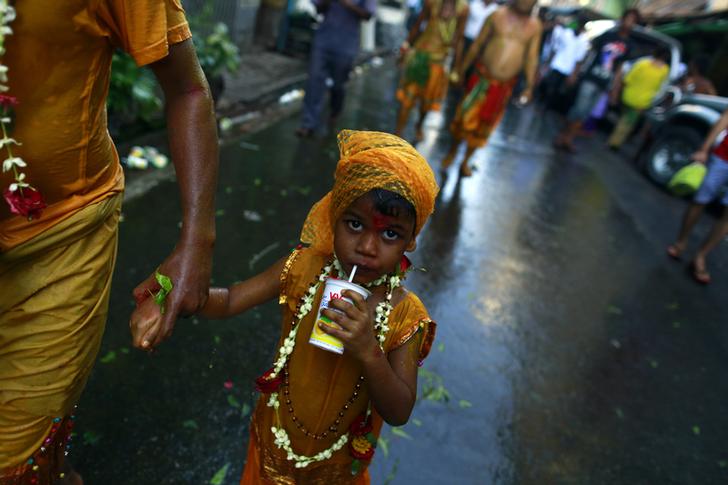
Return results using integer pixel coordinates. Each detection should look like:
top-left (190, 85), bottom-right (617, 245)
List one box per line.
top-left (538, 18), bottom-right (588, 112)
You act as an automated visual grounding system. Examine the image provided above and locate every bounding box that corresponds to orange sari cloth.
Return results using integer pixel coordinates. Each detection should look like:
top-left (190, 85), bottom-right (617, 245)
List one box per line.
top-left (240, 248), bottom-right (435, 484)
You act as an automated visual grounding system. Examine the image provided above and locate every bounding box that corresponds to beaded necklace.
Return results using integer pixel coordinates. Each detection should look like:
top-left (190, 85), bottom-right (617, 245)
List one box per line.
top-left (260, 257), bottom-right (402, 469)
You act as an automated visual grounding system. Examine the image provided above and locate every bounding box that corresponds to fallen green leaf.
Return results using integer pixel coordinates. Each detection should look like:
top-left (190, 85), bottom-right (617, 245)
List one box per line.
top-left (718, 460), bottom-right (727, 468)
top-left (182, 420), bottom-right (199, 430)
top-left (692, 425), bottom-right (701, 436)
top-left (377, 436), bottom-right (390, 458)
top-left (82, 431), bottom-right (101, 446)
top-left (253, 178), bottom-right (262, 187)
top-left (100, 351), bottom-right (116, 364)
top-left (672, 321), bottom-right (681, 329)
top-left (215, 209), bottom-right (226, 217)
top-left (391, 427), bottom-right (412, 440)
top-left (209, 463), bottom-right (230, 485)
top-left (241, 402), bottom-right (251, 418)
top-left (459, 399), bottom-right (473, 409)
top-left (225, 186), bottom-right (233, 194)
top-left (227, 395), bottom-right (241, 409)
top-left (615, 407), bottom-right (624, 419)
top-left (214, 335), bottom-right (221, 345)
top-left (607, 305), bottom-right (622, 315)
top-left (120, 347), bottom-right (130, 354)
top-left (412, 418), bottom-right (422, 427)
top-left (649, 359), bottom-right (659, 369)
top-left (437, 343), bottom-right (445, 353)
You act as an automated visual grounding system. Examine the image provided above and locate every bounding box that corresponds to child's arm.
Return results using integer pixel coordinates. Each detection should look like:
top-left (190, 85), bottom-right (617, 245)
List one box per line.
top-left (322, 290), bottom-right (420, 426)
top-left (199, 256), bottom-right (287, 319)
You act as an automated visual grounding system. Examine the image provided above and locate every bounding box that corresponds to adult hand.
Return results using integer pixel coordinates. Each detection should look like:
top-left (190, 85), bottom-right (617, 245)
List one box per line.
top-left (132, 239), bottom-right (213, 348)
top-left (691, 150), bottom-right (709, 164)
top-left (320, 290), bottom-right (378, 364)
top-left (518, 88), bottom-right (533, 105)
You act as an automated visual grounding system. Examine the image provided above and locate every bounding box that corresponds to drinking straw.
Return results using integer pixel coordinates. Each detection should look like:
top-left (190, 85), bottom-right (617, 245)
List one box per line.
top-left (348, 265), bottom-right (358, 283)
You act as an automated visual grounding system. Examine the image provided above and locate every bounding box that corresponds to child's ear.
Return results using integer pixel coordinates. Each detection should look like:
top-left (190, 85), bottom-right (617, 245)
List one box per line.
top-left (405, 238), bottom-right (417, 252)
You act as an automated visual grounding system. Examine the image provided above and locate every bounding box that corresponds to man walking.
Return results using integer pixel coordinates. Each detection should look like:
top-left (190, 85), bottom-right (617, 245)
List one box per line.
top-left (296, 0), bottom-right (376, 137)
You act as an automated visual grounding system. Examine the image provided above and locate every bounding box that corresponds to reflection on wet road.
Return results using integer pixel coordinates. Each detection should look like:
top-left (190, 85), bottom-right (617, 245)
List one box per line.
top-left (74, 59), bottom-right (727, 484)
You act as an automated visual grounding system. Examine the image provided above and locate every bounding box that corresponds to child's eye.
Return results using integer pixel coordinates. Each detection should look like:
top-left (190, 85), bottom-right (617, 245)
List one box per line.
top-left (382, 229), bottom-right (400, 241)
top-left (347, 220), bottom-right (363, 231)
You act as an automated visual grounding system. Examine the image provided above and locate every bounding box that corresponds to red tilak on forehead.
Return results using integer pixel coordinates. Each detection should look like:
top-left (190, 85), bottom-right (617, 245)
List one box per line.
top-left (372, 213), bottom-right (392, 230)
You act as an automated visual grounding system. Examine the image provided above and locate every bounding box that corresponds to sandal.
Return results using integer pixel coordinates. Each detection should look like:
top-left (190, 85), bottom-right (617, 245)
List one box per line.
top-left (666, 244), bottom-right (685, 260)
top-left (689, 260), bottom-right (711, 285)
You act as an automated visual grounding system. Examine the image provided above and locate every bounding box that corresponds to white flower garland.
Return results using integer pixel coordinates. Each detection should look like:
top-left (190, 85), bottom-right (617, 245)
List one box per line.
top-left (0, 2), bottom-right (28, 193)
top-left (266, 258), bottom-right (400, 468)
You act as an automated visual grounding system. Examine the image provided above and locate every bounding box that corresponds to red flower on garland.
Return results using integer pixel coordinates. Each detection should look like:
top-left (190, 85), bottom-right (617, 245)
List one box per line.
top-left (4, 187), bottom-right (46, 220)
top-left (398, 255), bottom-right (412, 275)
top-left (255, 368), bottom-right (283, 394)
top-left (349, 414), bottom-right (373, 437)
top-left (349, 435), bottom-right (375, 461)
top-left (0, 94), bottom-right (18, 109)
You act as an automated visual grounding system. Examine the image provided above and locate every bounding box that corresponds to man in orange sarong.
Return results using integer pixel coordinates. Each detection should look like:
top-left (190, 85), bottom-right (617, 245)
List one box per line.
top-left (0, 2), bottom-right (218, 484)
top-left (442, 0), bottom-right (542, 176)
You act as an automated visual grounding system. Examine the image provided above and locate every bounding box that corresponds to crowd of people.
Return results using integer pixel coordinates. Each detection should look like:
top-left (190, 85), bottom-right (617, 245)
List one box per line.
top-left (1, 1), bottom-right (727, 484)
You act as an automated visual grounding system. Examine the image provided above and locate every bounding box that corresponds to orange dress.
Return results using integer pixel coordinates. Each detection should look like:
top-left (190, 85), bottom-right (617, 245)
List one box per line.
top-left (240, 248), bottom-right (435, 484)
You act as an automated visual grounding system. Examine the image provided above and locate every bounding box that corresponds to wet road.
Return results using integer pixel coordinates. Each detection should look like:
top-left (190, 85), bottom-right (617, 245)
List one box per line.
top-left (72, 58), bottom-right (728, 484)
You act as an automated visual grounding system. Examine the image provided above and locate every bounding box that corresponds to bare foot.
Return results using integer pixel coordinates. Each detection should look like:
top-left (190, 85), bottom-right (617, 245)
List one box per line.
top-left (459, 163), bottom-right (473, 177)
top-left (690, 257), bottom-right (711, 285)
top-left (666, 242), bottom-right (686, 260)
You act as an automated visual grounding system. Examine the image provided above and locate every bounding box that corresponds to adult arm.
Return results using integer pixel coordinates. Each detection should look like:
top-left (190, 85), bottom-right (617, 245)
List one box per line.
top-left (132, 39), bottom-right (218, 347)
top-left (450, 5), bottom-right (470, 77)
top-left (404, 1), bottom-right (430, 47)
top-left (459, 10), bottom-right (495, 76)
top-left (692, 109), bottom-right (728, 163)
top-left (520, 21), bottom-right (543, 102)
top-left (200, 256), bottom-right (287, 319)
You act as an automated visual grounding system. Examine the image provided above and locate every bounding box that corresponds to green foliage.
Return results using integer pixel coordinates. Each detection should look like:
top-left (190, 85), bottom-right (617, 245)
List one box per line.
top-left (107, 52), bottom-right (162, 130)
top-left (106, 0), bottom-right (240, 133)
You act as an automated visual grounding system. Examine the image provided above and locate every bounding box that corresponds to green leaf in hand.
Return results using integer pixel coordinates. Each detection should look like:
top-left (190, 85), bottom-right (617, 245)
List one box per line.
top-left (153, 270), bottom-right (174, 314)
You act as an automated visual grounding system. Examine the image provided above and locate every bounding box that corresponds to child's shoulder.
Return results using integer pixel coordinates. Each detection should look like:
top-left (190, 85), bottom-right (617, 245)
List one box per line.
top-left (391, 286), bottom-right (431, 324)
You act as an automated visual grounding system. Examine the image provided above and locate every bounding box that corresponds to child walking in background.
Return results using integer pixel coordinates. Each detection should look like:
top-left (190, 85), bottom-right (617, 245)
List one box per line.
top-left (607, 46), bottom-right (670, 150)
top-left (132, 130), bottom-right (439, 483)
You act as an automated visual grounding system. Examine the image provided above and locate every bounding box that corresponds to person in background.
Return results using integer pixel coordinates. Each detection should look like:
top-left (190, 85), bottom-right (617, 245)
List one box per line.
top-left (254, 0), bottom-right (287, 51)
top-left (442, 0), bottom-right (542, 177)
top-left (553, 8), bottom-right (640, 153)
top-left (538, 17), bottom-right (589, 112)
top-left (607, 45), bottom-right (670, 150)
top-left (296, 0), bottom-right (376, 138)
top-left (680, 54), bottom-right (717, 96)
top-left (667, 109), bottom-right (728, 285)
top-left (395, 0), bottom-right (469, 142)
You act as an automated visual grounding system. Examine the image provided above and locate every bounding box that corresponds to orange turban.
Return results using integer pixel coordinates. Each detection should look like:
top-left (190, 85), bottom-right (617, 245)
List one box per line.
top-left (300, 130), bottom-right (439, 254)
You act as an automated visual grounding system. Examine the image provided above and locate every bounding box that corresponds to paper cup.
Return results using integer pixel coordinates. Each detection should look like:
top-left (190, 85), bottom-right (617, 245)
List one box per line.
top-left (309, 278), bottom-right (370, 354)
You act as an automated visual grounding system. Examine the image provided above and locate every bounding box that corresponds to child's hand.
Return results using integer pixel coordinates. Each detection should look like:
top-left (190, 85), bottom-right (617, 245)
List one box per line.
top-left (129, 297), bottom-right (163, 351)
top-left (320, 290), bottom-right (379, 363)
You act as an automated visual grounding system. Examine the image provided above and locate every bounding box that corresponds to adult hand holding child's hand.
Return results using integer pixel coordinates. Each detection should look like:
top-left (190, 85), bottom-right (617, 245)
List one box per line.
top-left (129, 297), bottom-right (164, 351)
top-left (320, 290), bottom-right (379, 363)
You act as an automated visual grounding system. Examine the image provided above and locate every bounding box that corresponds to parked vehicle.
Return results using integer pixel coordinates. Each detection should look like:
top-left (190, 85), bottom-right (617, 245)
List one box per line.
top-left (642, 91), bottom-right (728, 185)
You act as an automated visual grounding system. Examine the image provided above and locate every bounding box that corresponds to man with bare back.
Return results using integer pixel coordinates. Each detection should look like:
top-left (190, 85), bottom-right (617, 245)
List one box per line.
top-left (442, 0), bottom-right (542, 176)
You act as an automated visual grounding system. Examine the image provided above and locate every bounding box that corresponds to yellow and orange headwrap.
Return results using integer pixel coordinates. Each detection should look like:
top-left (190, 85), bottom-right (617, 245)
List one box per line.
top-left (300, 130), bottom-right (439, 254)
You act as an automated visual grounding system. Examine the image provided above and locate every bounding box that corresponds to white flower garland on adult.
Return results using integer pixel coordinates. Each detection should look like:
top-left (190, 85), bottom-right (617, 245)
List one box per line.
top-left (0, 0), bottom-right (45, 220)
top-left (267, 257), bottom-right (400, 468)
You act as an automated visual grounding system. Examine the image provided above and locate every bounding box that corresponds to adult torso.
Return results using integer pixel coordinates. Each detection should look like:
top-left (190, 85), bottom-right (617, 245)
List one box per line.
top-left (480, 7), bottom-right (540, 81)
top-left (464, 1), bottom-right (496, 40)
top-left (414, 0), bottom-right (467, 60)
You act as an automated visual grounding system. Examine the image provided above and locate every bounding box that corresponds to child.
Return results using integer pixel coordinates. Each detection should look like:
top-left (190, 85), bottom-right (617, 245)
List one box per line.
top-left (130, 130), bottom-right (439, 483)
top-left (395, 0), bottom-right (469, 142)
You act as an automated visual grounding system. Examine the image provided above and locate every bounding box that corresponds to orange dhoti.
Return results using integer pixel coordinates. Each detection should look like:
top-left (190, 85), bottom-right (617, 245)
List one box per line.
top-left (450, 66), bottom-right (517, 149)
top-left (0, 194), bottom-right (121, 484)
top-left (396, 50), bottom-right (449, 113)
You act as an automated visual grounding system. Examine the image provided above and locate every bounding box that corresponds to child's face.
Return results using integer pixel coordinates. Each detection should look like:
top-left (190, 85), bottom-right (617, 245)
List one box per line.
top-left (333, 194), bottom-right (416, 285)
